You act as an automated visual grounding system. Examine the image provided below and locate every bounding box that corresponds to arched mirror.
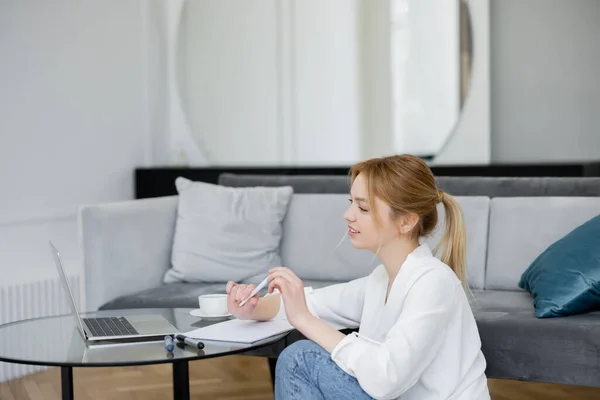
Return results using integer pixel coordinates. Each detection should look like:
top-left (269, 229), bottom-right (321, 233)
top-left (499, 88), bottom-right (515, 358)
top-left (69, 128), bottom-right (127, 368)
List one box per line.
top-left (162, 0), bottom-right (480, 166)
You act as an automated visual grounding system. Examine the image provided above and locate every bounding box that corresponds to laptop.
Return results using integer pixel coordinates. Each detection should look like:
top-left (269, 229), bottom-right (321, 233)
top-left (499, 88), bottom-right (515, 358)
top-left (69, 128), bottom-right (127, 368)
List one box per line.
top-left (49, 241), bottom-right (179, 343)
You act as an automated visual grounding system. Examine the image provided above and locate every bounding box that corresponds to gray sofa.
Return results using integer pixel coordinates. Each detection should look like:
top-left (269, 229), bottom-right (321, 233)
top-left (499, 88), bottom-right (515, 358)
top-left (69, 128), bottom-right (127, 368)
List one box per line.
top-left (79, 174), bottom-right (600, 387)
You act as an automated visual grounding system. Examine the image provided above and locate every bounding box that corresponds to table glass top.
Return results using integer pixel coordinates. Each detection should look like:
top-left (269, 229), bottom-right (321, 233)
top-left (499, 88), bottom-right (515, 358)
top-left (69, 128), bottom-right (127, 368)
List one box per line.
top-left (0, 308), bottom-right (287, 367)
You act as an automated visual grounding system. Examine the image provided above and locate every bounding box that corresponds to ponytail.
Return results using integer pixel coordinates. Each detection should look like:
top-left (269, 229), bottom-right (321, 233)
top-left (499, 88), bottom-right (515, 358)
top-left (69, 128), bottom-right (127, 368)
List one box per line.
top-left (434, 190), bottom-right (468, 291)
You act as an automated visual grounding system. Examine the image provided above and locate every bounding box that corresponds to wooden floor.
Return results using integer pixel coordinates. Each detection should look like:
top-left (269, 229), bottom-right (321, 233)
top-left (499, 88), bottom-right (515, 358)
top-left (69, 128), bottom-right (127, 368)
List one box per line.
top-left (1, 356), bottom-right (599, 399)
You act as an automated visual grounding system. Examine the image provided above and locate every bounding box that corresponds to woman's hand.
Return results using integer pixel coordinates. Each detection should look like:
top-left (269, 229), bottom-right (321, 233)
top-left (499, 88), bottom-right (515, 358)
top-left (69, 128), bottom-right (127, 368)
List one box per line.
top-left (226, 281), bottom-right (259, 320)
top-left (267, 267), bottom-right (312, 327)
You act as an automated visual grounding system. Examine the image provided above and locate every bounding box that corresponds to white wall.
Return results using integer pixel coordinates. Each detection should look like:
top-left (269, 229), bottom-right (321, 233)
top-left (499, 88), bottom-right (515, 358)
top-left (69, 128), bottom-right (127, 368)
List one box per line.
top-left (491, 0), bottom-right (600, 163)
top-left (0, 0), bottom-right (151, 281)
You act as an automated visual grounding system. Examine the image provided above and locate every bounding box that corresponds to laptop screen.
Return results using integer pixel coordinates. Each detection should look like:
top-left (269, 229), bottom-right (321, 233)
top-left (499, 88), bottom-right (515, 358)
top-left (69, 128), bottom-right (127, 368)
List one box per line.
top-left (49, 241), bottom-right (87, 339)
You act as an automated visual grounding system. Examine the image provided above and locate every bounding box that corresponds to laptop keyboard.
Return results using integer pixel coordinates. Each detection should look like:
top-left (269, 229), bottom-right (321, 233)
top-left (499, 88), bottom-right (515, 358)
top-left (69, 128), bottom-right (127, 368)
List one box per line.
top-left (82, 317), bottom-right (139, 337)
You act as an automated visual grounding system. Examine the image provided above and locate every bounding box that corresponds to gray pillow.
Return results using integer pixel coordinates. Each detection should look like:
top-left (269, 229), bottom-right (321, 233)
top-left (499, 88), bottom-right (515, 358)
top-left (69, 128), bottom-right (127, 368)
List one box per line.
top-left (163, 177), bottom-right (294, 284)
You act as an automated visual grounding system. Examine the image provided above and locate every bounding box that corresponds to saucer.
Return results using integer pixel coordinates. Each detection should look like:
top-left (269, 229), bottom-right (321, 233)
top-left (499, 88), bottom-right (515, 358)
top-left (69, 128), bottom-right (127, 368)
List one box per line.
top-left (189, 308), bottom-right (232, 319)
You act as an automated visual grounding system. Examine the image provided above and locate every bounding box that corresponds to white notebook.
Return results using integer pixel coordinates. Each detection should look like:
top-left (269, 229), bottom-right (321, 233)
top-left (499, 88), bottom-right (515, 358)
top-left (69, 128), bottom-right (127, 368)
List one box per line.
top-left (183, 318), bottom-right (296, 344)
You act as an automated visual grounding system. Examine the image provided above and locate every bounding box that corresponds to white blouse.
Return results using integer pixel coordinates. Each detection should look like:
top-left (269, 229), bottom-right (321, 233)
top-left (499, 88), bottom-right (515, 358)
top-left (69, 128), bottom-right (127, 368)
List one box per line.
top-left (276, 243), bottom-right (490, 400)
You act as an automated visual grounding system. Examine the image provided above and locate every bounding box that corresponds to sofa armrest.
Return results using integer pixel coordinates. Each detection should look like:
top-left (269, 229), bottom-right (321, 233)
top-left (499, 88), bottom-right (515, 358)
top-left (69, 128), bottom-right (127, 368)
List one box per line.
top-left (78, 195), bottom-right (179, 311)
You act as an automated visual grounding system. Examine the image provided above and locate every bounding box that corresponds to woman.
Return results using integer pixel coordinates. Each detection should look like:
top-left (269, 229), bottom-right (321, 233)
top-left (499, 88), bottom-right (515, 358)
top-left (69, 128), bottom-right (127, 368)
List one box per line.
top-left (226, 154), bottom-right (490, 400)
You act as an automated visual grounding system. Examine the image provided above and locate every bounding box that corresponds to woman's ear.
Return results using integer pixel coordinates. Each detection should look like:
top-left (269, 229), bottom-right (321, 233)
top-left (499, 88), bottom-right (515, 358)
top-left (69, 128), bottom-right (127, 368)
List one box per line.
top-left (397, 212), bottom-right (420, 235)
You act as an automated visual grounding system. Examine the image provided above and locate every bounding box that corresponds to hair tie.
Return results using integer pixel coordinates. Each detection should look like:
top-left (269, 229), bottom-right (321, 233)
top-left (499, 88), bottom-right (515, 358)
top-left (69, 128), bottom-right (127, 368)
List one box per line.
top-left (437, 189), bottom-right (444, 204)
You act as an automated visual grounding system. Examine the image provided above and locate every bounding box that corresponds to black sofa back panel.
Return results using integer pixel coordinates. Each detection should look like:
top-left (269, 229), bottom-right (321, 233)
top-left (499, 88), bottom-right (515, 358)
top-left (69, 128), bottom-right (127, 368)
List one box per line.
top-left (134, 163), bottom-right (600, 199)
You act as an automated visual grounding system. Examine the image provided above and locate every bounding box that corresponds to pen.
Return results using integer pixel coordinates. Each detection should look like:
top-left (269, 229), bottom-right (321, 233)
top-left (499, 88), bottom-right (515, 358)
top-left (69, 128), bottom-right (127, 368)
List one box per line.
top-left (175, 334), bottom-right (205, 349)
top-left (239, 275), bottom-right (269, 306)
top-left (164, 335), bottom-right (174, 352)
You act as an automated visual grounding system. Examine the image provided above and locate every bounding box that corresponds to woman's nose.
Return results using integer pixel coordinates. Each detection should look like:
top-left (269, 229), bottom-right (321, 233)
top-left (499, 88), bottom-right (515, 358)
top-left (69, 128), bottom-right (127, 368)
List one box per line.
top-left (343, 208), bottom-right (355, 222)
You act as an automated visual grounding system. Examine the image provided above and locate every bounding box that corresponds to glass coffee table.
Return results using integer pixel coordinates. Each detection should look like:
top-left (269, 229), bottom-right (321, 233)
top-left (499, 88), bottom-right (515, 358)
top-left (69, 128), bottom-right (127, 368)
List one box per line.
top-left (0, 308), bottom-right (289, 400)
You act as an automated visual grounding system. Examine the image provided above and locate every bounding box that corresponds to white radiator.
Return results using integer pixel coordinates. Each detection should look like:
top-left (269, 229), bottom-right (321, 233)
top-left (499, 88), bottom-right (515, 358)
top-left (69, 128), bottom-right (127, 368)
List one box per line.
top-left (0, 274), bottom-right (83, 383)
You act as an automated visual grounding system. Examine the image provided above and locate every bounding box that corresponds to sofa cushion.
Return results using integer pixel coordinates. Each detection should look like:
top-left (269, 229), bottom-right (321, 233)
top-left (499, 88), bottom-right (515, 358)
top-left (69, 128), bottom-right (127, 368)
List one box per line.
top-left (486, 197), bottom-right (600, 290)
top-left (518, 214), bottom-right (600, 318)
top-left (219, 173), bottom-right (352, 193)
top-left (471, 290), bottom-right (600, 386)
top-left (437, 176), bottom-right (600, 197)
top-left (99, 280), bottom-right (341, 310)
top-left (163, 177), bottom-right (293, 284)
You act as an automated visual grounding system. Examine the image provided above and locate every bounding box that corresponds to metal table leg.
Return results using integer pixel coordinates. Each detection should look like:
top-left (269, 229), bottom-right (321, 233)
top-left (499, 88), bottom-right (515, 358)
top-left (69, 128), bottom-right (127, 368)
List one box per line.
top-left (172, 360), bottom-right (190, 400)
top-left (61, 366), bottom-right (74, 400)
top-left (268, 357), bottom-right (277, 389)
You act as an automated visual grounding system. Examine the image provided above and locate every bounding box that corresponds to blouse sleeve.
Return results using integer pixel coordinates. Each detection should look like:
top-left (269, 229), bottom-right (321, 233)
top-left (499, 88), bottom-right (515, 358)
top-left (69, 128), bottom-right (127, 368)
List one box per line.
top-left (330, 269), bottom-right (460, 399)
top-left (272, 276), bottom-right (368, 330)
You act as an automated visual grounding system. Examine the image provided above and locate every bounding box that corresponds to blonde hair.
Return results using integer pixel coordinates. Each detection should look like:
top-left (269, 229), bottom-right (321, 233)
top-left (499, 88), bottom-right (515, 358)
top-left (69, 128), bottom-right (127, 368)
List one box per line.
top-left (349, 154), bottom-right (468, 291)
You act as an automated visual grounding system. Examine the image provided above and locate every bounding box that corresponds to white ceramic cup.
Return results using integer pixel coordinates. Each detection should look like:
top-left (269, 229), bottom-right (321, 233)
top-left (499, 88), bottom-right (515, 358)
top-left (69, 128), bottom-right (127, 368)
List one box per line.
top-left (198, 294), bottom-right (228, 316)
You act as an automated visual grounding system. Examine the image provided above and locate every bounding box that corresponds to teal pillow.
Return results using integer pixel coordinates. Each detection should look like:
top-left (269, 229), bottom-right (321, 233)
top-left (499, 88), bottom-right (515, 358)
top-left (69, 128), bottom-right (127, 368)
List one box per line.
top-left (519, 214), bottom-right (600, 318)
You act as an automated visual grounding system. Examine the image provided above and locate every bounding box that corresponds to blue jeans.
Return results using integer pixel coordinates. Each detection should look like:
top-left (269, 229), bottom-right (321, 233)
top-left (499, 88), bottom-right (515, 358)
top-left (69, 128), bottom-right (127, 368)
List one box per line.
top-left (274, 340), bottom-right (374, 400)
